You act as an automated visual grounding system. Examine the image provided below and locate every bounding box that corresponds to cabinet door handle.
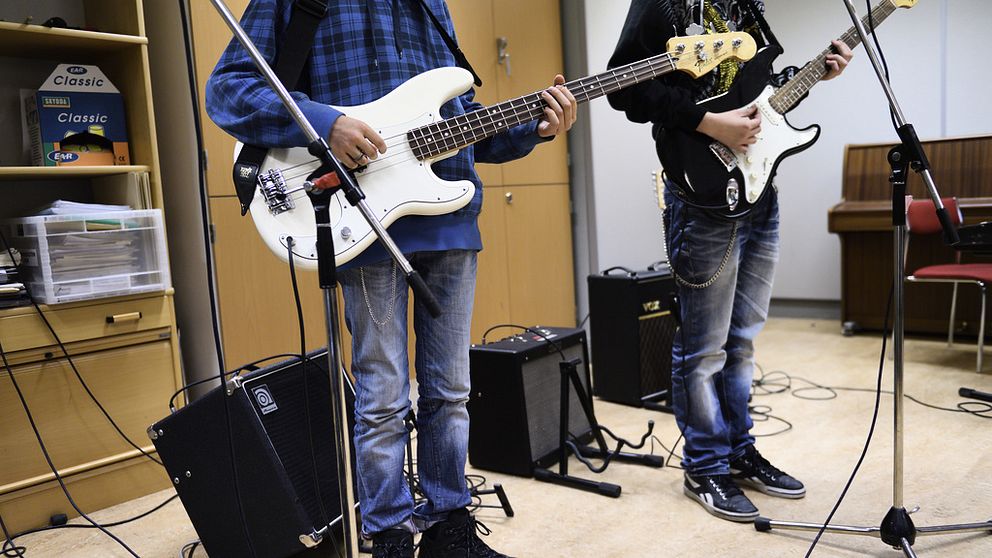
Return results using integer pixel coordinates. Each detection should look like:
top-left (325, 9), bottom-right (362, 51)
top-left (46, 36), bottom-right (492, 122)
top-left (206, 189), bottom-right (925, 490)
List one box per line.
top-left (505, 192), bottom-right (513, 204)
top-left (497, 36), bottom-right (511, 77)
top-left (106, 311), bottom-right (142, 324)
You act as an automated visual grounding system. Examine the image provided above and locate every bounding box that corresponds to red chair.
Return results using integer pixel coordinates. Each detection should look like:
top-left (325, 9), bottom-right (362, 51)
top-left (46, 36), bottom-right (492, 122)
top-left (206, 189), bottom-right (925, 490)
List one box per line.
top-left (905, 198), bottom-right (992, 372)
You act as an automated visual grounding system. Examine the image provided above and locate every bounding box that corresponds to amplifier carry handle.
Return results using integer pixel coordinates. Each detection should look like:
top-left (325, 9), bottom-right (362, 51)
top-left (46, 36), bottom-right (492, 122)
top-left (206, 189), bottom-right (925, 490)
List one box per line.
top-left (600, 266), bottom-right (636, 277)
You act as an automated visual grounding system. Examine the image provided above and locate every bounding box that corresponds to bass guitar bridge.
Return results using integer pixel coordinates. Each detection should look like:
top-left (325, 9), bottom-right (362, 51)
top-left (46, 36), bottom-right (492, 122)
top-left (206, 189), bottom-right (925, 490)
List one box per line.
top-left (258, 168), bottom-right (295, 215)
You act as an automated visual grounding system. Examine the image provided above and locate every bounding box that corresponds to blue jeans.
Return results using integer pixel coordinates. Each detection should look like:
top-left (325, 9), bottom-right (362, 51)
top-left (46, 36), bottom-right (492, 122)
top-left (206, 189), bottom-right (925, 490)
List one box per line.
top-left (338, 250), bottom-right (476, 535)
top-left (664, 189), bottom-right (779, 476)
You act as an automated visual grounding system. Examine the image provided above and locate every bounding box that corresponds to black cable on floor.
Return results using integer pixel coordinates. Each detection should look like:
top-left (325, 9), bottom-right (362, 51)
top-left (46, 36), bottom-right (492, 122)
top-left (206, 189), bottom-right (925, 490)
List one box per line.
top-left (0, 337), bottom-right (140, 557)
top-left (2, 492), bottom-right (181, 556)
top-left (804, 285), bottom-right (893, 557)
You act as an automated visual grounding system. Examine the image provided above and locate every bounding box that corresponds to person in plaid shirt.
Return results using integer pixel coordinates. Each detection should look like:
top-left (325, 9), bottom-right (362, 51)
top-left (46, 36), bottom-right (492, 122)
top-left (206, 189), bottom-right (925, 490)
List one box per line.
top-left (206, 1), bottom-right (575, 556)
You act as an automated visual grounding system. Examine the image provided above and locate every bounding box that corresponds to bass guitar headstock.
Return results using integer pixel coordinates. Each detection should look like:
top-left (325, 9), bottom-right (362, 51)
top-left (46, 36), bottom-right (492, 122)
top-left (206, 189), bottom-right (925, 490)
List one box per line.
top-left (669, 32), bottom-right (758, 79)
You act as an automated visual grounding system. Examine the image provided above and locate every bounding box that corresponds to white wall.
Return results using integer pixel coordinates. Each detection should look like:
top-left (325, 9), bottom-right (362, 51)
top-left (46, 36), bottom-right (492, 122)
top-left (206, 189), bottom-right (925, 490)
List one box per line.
top-left (569, 0), bottom-right (992, 310)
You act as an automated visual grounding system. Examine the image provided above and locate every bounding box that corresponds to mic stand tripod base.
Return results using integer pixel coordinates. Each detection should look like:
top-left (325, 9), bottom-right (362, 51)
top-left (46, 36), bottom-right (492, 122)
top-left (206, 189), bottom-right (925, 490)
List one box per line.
top-left (754, 511), bottom-right (992, 556)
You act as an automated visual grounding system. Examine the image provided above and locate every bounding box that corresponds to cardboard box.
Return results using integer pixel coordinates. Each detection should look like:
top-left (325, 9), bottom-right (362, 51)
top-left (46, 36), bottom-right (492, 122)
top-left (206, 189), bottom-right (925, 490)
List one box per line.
top-left (22, 64), bottom-right (130, 167)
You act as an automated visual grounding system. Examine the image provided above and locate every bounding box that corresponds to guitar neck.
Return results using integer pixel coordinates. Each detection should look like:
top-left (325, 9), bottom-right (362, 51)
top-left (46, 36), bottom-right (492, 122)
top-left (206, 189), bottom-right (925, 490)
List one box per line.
top-left (769, 0), bottom-right (899, 114)
top-left (409, 52), bottom-right (678, 160)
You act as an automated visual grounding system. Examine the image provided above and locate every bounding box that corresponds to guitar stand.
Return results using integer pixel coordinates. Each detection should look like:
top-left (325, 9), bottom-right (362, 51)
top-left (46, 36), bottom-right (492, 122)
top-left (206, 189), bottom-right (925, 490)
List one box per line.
top-left (641, 390), bottom-right (674, 414)
top-left (402, 411), bottom-right (514, 519)
top-left (533, 358), bottom-right (663, 498)
top-left (470, 483), bottom-right (515, 518)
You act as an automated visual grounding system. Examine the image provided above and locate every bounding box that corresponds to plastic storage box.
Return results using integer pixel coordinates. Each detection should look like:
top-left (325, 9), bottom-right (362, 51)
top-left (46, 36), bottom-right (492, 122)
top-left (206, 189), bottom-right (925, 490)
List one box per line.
top-left (3, 209), bottom-right (171, 304)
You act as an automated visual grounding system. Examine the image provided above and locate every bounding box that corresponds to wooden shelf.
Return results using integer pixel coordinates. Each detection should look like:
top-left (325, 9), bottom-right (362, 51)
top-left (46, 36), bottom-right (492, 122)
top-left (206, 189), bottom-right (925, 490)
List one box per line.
top-left (0, 21), bottom-right (145, 59)
top-left (0, 165), bottom-right (149, 180)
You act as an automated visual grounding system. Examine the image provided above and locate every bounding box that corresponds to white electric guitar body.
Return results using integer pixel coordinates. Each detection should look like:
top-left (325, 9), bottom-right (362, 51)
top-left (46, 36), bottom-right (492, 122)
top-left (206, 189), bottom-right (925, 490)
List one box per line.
top-left (236, 33), bottom-right (759, 268)
top-left (657, 0), bottom-right (917, 218)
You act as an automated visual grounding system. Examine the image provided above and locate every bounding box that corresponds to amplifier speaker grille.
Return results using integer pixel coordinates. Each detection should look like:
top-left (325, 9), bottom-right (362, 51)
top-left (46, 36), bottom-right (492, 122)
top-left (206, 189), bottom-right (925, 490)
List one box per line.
top-left (588, 268), bottom-right (677, 407)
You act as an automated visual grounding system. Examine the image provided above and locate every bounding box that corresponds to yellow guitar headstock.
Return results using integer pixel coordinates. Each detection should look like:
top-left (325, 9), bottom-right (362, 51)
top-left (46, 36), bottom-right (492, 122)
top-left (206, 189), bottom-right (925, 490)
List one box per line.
top-left (893, 0), bottom-right (918, 8)
top-left (668, 32), bottom-right (758, 79)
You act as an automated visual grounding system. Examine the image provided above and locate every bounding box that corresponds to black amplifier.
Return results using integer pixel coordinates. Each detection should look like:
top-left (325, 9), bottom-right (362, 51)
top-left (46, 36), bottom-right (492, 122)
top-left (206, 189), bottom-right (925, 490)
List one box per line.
top-left (587, 265), bottom-right (678, 409)
top-left (468, 327), bottom-right (594, 477)
top-left (149, 351), bottom-right (355, 558)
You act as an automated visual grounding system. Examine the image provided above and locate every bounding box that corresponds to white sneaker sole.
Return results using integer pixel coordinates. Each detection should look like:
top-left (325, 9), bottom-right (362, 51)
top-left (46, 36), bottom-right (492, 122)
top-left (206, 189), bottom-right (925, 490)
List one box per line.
top-left (734, 475), bottom-right (807, 499)
top-left (683, 485), bottom-right (759, 523)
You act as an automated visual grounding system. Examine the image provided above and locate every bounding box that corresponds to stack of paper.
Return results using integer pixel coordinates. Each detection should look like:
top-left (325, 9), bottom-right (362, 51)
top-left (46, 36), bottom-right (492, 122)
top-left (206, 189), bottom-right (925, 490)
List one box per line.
top-left (34, 200), bottom-right (132, 215)
top-left (48, 233), bottom-right (141, 283)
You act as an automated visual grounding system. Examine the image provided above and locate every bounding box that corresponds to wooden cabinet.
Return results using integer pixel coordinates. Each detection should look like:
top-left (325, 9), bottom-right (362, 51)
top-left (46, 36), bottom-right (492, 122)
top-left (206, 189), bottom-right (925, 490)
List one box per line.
top-left (187, 0), bottom-right (575, 370)
top-left (474, 184), bottom-right (576, 341)
top-left (0, 1), bottom-right (183, 532)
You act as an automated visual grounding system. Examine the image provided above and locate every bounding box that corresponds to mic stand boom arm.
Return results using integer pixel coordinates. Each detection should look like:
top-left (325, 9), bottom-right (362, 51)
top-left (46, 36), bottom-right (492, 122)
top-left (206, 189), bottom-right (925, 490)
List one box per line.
top-left (208, 1), bottom-right (446, 556)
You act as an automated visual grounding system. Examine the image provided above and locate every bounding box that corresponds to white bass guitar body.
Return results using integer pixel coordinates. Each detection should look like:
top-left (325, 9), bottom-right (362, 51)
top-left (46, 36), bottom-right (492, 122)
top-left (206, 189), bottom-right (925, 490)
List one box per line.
top-left (238, 67), bottom-right (476, 270)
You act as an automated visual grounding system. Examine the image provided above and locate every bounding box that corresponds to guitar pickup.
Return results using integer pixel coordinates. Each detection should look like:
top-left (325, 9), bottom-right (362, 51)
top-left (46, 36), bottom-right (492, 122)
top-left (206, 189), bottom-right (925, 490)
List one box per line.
top-left (709, 142), bottom-right (738, 172)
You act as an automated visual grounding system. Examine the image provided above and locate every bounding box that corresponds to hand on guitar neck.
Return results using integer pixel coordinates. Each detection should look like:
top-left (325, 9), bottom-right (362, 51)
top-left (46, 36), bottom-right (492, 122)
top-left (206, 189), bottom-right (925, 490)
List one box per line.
top-left (823, 39), bottom-right (854, 81)
top-left (536, 74), bottom-right (578, 138)
top-left (693, 40), bottom-right (853, 153)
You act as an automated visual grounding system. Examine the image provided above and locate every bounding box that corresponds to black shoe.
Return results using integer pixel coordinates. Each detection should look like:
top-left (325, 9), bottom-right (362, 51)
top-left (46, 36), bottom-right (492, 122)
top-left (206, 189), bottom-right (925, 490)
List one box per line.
top-left (372, 529), bottom-right (415, 558)
top-left (683, 473), bottom-right (759, 522)
top-left (417, 508), bottom-right (512, 558)
top-left (730, 445), bottom-right (806, 499)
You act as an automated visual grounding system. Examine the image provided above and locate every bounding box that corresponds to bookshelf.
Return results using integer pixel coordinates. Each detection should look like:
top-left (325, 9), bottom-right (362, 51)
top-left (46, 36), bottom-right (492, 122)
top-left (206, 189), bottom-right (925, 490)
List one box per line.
top-left (0, 0), bottom-right (182, 534)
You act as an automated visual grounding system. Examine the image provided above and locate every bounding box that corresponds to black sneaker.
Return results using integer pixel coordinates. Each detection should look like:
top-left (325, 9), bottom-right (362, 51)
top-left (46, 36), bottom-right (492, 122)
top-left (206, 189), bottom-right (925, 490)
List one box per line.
top-left (730, 445), bottom-right (806, 499)
top-left (417, 508), bottom-right (512, 558)
top-left (372, 529), bottom-right (415, 558)
top-left (683, 473), bottom-right (759, 522)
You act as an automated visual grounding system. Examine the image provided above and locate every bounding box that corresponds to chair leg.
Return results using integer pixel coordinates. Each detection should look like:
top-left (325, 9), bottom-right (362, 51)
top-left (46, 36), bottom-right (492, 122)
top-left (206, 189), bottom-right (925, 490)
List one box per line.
top-left (979, 282), bottom-right (986, 373)
top-left (948, 282), bottom-right (959, 347)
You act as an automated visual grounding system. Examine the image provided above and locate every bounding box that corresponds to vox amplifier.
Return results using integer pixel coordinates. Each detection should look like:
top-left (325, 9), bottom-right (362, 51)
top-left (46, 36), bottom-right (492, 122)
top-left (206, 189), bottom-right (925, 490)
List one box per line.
top-left (587, 266), bottom-right (678, 410)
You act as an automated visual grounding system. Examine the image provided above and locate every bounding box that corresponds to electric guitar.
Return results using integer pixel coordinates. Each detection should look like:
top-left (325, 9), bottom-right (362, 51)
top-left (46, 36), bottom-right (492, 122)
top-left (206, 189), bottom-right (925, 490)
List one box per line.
top-left (657, 0), bottom-right (918, 219)
top-left (238, 33), bottom-right (756, 268)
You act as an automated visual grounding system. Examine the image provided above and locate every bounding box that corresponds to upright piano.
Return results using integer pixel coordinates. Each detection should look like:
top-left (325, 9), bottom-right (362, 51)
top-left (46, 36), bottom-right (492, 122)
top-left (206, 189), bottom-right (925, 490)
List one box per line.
top-left (828, 135), bottom-right (992, 335)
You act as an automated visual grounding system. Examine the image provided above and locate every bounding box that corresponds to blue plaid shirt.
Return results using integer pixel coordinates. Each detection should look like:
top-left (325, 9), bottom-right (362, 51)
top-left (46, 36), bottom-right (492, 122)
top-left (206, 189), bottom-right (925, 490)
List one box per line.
top-left (206, 0), bottom-right (545, 268)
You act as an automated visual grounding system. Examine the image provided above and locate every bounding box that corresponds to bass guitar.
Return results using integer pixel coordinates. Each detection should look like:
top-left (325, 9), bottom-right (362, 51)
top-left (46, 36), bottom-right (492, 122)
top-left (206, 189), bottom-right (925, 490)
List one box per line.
top-left (657, 0), bottom-right (918, 219)
top-left (239, 32), bottom-right (756, 268)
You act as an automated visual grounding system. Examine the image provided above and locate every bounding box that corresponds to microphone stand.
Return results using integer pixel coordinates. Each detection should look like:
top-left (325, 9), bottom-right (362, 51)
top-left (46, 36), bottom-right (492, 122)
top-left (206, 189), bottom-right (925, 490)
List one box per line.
top-left (208, 2), bottom-right (444, 556)
top-left (755, 2), bottom-right (990, 556)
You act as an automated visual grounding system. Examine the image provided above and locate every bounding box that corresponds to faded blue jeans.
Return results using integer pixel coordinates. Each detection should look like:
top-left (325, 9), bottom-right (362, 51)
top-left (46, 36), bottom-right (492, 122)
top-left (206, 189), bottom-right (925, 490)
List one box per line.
top-left (338, 250), bottom-right (475, 535)
top-left (664, 189), bottom-right (779, 476)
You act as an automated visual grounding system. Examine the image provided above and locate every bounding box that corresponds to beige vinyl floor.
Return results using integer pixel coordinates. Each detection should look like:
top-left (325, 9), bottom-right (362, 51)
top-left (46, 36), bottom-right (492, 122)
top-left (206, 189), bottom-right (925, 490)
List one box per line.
top-left (10, 318), bottom-right (992, 557)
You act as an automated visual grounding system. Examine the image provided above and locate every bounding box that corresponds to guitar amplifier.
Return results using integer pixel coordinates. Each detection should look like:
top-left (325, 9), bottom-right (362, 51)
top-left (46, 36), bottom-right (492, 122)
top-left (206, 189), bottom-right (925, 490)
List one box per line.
top-left (468, 327), bottom-right (595, 477)
top-left (587, 266), bottom-right (678, 409)
top-left (149, 350), bottom-right (355, 558)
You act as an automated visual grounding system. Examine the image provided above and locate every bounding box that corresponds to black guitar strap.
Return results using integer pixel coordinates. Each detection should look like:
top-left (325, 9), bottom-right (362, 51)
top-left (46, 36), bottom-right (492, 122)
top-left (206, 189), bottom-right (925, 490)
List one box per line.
top-left (412, 0), bottom-right (483, 87)
top-left (741, 0), bottom-right (780, 50)
top-left (231, 0), bottom-right (328, 216)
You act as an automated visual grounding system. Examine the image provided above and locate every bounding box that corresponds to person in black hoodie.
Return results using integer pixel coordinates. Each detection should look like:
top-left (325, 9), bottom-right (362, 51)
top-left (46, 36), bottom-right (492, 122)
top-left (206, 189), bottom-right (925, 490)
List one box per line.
top-left (607, 0), bottom-right (852, 522)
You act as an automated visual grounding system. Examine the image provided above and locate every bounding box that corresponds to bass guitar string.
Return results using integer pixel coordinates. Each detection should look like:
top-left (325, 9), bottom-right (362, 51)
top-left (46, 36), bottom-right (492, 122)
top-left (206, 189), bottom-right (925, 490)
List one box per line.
top-left (266, 54), bottom-right (680, 177)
